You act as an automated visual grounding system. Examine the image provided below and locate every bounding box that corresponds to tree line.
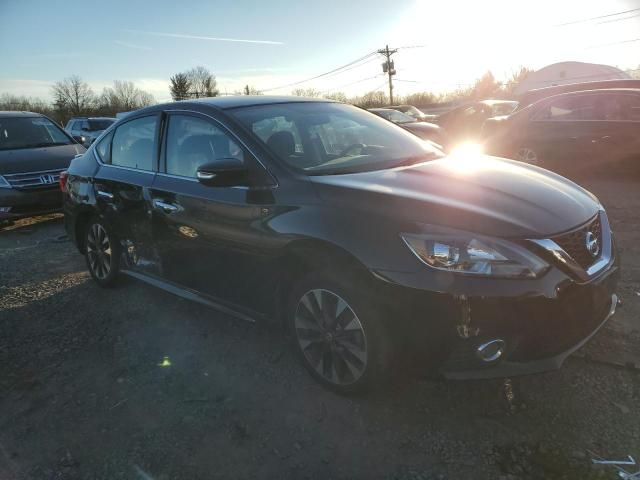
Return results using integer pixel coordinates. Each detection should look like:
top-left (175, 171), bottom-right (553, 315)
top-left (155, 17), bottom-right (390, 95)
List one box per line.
top-left (0, 66), bottom-right (534, 126)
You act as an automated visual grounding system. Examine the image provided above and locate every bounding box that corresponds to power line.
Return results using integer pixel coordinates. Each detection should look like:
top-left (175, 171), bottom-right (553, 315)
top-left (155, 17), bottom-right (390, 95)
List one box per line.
top-left (588, 37), bottom-right (640, 48)
top-left (555, 7), bottom-right (640, 26)
top-left (260, 51), bottom-right (378, 92)
top-left (597, 12), bottom-right (640, 24)
top-left (324, 74), bottom-right (383, 93)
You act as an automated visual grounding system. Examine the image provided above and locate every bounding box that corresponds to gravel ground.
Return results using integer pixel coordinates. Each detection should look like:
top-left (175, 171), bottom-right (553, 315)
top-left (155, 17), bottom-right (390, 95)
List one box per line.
top-left (0, 176), bottom-right (639, 480)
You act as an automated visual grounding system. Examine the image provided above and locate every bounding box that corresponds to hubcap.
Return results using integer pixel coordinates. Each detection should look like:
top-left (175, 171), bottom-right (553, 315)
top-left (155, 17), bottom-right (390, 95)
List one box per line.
top-left (294, 289), bottom-right (367, 386)
top-left (86, 223), bottom-right (112, 280)
top-left (516, 147), bottom-right (539, 165)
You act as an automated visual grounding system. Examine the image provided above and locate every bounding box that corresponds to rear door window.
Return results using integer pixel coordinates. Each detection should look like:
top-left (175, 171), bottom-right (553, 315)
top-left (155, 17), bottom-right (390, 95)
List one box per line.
top-left (110, 115), bottom-right (158, 171)
top-left (533, 95), bottom-right (599, 121)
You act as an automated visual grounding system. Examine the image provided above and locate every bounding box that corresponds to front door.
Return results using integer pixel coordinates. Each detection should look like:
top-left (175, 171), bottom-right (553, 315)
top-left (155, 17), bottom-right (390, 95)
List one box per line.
top-left (92, 114), bottom-right (160, 272)
top-left (150, 111), bottom-right (277, 314)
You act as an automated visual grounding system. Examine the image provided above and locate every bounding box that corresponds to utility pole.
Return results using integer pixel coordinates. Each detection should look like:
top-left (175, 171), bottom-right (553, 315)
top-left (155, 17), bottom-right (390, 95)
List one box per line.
top-left (378, 44), bottom-right (397, 105)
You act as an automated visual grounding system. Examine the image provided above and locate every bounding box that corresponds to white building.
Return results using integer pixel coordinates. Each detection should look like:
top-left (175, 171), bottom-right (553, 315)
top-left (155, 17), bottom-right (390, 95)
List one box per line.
top-left (513, 61), bottom-right (631, 94)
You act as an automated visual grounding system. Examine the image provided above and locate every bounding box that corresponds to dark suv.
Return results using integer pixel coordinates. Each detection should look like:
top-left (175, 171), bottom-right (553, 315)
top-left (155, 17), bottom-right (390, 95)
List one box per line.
top-left (484, 88), bottom-right (640, 173)
top-left (1, 111), bottom-right (85, 221)
top-left (65, 116), bottom-right (116, 147)
top-left (62, 97), bottom-right (619, 393)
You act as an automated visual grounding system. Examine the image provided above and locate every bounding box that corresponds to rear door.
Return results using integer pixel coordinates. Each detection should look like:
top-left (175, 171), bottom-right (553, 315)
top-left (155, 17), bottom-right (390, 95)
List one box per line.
top-left (149, 111), bottom-right (277, 313)
top-left (592, 92), bottom-right (640, 167)
top-left (92, 113), bottom-right (160, 273)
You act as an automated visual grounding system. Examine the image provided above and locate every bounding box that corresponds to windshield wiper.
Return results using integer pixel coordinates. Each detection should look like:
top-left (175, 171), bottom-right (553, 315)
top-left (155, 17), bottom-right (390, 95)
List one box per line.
top-left (31, 142), bottom-right (70, 148)
top-left (390, 154), bottom-right (438, 168)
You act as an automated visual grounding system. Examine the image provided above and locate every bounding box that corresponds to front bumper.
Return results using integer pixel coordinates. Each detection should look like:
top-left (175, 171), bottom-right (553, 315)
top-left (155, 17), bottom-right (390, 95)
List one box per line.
top-left (442, 292), bottom-right (619, 379)
top-left (0, 187), bottom-right (62, 220)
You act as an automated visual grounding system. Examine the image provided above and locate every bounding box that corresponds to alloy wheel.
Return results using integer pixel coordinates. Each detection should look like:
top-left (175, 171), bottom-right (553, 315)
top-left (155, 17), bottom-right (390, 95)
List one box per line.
top-left (294, 289), bottom-right (368, 386)
top-left (86, 223), bottom-right (112, 280)
top-left (516, 147), bottom-right (540, 165)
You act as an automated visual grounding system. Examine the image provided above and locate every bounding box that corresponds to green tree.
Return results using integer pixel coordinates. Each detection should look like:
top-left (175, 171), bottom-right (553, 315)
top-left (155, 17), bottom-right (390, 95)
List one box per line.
top-left (170, 73), bottom-right (191, 101)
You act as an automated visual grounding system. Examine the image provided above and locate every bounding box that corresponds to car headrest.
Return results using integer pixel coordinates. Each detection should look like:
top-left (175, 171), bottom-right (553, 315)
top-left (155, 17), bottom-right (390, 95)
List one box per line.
top-left (267, 131), bottom-right (295, 158)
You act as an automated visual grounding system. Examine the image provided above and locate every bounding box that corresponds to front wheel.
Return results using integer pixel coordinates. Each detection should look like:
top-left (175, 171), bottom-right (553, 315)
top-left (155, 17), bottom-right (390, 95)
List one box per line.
top-left (287, 272), bottom-right (391, 394)
top-left (85, 217), bottom-right (120, 287)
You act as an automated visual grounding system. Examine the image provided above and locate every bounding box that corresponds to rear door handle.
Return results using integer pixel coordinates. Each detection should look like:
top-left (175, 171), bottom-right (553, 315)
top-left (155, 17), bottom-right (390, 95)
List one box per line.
top-left (153, 199), bottom-right (179, 213)
top-left (97, 190), bottom-right (114, 200)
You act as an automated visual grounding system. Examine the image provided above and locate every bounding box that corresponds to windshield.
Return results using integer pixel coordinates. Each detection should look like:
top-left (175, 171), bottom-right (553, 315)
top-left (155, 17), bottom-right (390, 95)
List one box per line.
top-left (88, 119), bottom-right (115, 131)
top-left (489, 101), bottom-right (519, 116)
top-left (0, 116), bottom-right (72, 151)
top-left (375, 109), bottom-right (415, 124)
top-left (401, 106), bottom-right (424, 119)
top-left (231, 102), bottom-right (442, 175)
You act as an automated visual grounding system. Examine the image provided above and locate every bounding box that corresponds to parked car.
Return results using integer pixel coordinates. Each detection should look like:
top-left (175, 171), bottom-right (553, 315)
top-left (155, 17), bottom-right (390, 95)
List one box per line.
top-left (63, 96), bottom-right (619, 393)
top-left (435, 100), bottom-right (519, 144)
top-left (0, 111), bottom-right (85, 222)
top-left (368, 108), bottom-right (449, 149)
top-left (389, 104), bottom-right (435, 122)
top-left (65, 116), bottom-right (116, 147)
top-left (483, 88), bottom-right (640, 173)
top-left (515, 79), bottom-right (640, 112)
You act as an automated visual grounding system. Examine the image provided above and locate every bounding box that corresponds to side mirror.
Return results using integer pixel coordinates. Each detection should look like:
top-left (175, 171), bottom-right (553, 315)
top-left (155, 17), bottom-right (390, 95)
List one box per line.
top-left (81, 126), bottom-right (89, 132)
top-left (196, 158), bottom-right (249, 187)
top-left (73, 135), bottom-right (86, 144)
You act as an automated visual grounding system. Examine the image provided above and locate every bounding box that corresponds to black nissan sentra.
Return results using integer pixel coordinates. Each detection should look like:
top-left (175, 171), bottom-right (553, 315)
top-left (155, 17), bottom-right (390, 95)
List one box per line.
top-left (0, 112), bottom-right (85, 221)
top-left (62, 96), bottom-right (619, 393)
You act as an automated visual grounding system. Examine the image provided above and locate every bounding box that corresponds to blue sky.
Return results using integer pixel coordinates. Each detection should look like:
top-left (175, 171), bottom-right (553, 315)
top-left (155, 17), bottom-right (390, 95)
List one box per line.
top-left (1, 0), bottom-right (639, 101)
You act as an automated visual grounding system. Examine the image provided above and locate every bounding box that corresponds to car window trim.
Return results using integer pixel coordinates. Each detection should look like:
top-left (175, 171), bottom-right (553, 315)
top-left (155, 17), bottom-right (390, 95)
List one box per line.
top-left (531, 92), bottom-right (640, 123)
top-left (159, 109), bottom-right (277, 187)
top-left (95, 112), bottom-right (162, 173)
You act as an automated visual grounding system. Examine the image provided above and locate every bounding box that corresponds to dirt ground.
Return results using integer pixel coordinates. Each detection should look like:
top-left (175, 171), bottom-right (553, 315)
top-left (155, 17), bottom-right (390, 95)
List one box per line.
top-left (1, 175), bottom-right (639, 480)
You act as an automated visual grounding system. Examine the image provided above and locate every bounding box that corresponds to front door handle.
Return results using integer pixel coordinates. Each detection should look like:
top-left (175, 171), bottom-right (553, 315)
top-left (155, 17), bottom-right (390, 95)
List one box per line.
top-left (153, 199), bottom-right (179, 213)
top-left (97, 190), bottom-right (114, 200)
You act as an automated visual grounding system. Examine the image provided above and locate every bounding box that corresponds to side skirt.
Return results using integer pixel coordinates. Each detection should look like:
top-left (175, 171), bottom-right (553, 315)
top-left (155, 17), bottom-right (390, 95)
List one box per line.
top-left (121, 269), bottom-right (262, 324)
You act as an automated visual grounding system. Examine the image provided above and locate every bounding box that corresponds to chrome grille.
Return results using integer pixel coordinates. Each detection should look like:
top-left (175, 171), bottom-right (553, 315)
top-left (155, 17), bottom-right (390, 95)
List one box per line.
top-left (552, 215), bottom-right (602, 269)
top-left (3, 169), bottom-right (63, 190)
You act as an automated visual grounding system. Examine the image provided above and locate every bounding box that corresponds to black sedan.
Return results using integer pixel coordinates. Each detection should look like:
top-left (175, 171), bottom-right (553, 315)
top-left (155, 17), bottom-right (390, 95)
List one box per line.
top-left (63, 96), bottom-right (619, 393)
top-left (368, 108), bottom-right (449, 150)
top-left (483, 88), bottom-right (640, 174)
top-left (0, 111), bottom-right (85, 222)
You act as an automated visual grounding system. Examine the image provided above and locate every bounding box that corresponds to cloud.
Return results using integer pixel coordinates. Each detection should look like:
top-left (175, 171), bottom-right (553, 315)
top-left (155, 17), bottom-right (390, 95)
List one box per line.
top-left (125, 30), bottom-right (284, 45)
top-left (113, 40), bottom-right (153, 51)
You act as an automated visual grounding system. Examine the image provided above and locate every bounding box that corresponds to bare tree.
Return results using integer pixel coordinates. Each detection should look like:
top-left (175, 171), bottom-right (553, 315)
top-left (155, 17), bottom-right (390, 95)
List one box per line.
top-left (51, 75), bottom-right (95, 115)
top-left (99, 80), bottom-right (155, 112)
top-left (323, 92), bottom-right (347, 102)
top-left (185, 66), bottom-right (219, 98)
top-left (170, 73), bottom-right (191, 101)
top-left (291, 88), bottom-right (322, 98)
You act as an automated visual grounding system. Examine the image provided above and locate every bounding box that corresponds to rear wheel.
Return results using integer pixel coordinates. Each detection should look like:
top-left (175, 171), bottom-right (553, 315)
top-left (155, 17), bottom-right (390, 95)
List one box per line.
top-left (85, 218), bottom-right (120, 287)
top-left (515, 146), bottom-right (542, 166)
top-left (287, 271), bottom-right (391, 394)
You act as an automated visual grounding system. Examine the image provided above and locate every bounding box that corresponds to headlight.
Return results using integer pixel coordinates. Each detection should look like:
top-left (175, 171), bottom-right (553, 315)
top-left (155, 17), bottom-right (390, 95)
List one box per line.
top-left (401, 228), bottom-right (548, 278)
top-left (0, 176), bottom-right (11, 189)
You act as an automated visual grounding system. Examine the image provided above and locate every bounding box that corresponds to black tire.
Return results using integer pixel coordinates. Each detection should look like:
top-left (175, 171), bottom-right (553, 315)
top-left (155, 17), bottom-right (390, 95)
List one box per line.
top-left (286, 270), bottom-right (392, 394)
top-left (515, 146), bottom-right (543, 166)
top-left (84, 216), bottom-right (120, 287)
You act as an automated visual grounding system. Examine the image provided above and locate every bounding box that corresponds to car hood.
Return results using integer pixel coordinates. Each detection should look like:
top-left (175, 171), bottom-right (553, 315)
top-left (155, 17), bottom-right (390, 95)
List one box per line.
top-left (0, 143), bottom-right (85, 175)
top-left (310, 156), bottom-right (600, 238)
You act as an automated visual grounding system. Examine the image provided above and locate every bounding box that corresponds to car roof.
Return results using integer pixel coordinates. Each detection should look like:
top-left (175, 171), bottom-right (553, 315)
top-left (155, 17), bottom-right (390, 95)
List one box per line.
top-left (0, 111), bottom-right (44, 118)
top-left (69, 116), bottom-right (116, 120)
top-left (553, 87), bottom-right (640, 96)
top-left (188, 95), bottom-right (336, 109)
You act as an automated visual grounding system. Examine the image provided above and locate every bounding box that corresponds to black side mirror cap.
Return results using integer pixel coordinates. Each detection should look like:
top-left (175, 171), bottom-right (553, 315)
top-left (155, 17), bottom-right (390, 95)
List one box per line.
top-left (196, 158), bottom-right (249, 187)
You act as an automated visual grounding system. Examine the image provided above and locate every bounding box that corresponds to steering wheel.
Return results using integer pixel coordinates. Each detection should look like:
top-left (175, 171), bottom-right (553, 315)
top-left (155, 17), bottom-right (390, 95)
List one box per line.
top-left (338, 143), bottom-right (366, 157)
